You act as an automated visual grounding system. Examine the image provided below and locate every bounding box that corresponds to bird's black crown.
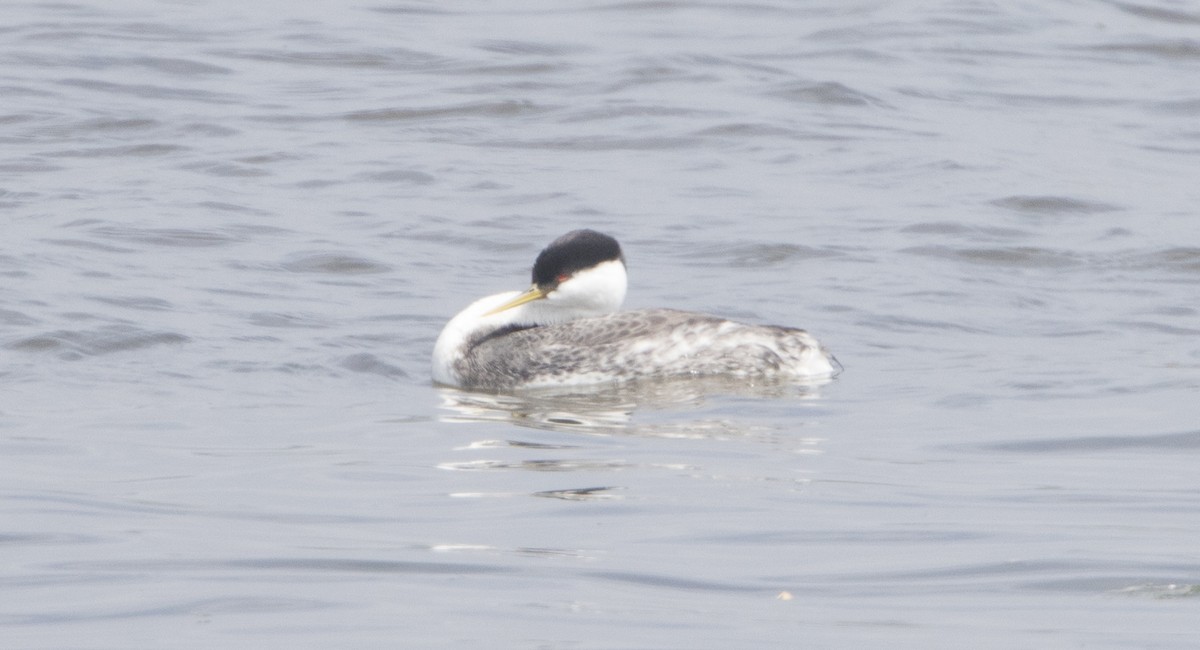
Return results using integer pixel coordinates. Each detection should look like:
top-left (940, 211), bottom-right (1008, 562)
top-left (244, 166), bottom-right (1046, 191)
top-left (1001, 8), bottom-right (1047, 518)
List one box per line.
top-left (531, 229), bottom-right (625, 289)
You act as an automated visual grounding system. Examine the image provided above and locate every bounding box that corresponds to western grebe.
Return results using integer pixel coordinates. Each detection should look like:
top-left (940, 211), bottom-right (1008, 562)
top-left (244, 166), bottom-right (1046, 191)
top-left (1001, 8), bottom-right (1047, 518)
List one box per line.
top-left (432, 229), bottom-right (840, 391)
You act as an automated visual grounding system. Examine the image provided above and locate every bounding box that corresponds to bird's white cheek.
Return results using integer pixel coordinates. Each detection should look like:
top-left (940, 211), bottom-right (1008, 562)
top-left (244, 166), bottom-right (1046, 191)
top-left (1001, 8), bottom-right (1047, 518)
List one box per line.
top-left (555, 260), bottom-right (626, 313)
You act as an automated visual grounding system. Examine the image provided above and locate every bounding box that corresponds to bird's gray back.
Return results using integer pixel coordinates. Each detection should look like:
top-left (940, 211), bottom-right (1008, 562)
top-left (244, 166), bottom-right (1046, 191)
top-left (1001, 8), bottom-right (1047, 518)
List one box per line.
top-left (457, 308), bottom-right (827, 389)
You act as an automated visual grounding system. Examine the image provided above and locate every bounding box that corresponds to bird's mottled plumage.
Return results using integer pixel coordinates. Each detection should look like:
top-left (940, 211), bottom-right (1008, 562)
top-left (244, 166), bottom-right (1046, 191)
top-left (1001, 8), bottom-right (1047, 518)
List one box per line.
top-left (432, 229), bottom-right (839, 391)
top-left (458, 308), bottom-right (833, 390)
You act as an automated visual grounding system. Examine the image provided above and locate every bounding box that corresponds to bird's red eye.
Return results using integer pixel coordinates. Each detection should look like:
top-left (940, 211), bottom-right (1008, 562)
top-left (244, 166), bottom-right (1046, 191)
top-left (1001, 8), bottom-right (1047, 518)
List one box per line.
top-left (556, 274), bottom-right (569, 283)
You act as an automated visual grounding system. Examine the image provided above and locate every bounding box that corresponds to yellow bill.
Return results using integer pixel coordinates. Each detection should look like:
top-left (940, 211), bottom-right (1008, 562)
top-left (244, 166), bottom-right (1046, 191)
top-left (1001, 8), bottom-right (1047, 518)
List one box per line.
top-left (483, 285), bottom-right (547, 316)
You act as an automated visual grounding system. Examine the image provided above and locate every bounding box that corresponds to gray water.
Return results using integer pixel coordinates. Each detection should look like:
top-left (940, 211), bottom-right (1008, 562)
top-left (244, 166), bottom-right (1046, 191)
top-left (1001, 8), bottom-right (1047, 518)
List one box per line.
top-left (3, 0), bottom-right (1200, 647)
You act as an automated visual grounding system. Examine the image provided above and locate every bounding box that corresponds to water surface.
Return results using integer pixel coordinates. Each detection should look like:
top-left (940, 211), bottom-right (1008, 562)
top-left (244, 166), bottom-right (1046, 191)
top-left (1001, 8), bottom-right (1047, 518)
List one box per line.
top-left (3, 0), bottom-right (1199, 647)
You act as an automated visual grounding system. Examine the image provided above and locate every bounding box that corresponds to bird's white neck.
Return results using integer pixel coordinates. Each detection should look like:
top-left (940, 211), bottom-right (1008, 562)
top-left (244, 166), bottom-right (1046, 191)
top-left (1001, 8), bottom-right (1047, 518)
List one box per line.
top-left (432, 259), bottom-right (627, 386)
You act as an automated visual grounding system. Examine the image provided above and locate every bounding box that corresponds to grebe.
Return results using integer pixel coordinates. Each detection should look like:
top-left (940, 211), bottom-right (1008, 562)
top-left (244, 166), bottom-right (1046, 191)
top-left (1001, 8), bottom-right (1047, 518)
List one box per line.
top-left (432, 229), bottom-right (839, 390)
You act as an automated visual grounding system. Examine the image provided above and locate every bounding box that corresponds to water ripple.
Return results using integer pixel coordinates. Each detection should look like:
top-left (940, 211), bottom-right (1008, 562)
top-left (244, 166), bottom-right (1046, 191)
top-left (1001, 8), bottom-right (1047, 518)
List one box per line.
top-left (532, 486), bottom-right (623, 501)
top-left (1084, 39), bottom-right (1200, 62)
top-left (691, 242), bottom-right (843, 267)
top-left (770, 80), bottom-right (889, 107)
top-left (44, 143), bottom-right (186, 158)
top-left (990, 195), bottom-right (1123, 215)
top-left (437, 459), bottom-right (634, 472)
top-left (214, 46), bottom-right (451, 70)
top-left (91, 225), bottom-right (239, 247)
top-left (345, 99), bottom-right (548, 122)
top-left (58, 78), bottom-right (237, 103)
top-left (903, 245), bottom-right (1084, 268)
top-left (1, 597), bottom-right (328, 627)
top-left (6, 325), bottom-right (189, 359)
top-left (280, 252), bottom-right (391, 275)
top-left (1114, 2), bottom-right (1200, 25)
top-left (339, 352), bottom-right (409, 378)
top-left (977, 429), bottom-right (1200, 453)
